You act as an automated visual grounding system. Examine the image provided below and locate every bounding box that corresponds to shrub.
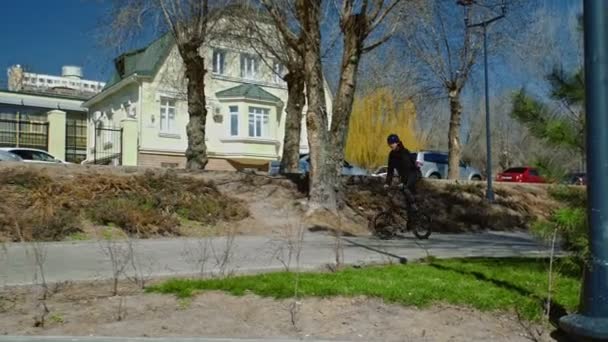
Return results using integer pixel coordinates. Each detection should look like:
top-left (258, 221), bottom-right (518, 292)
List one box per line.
top-left (532, 185), bottom-right (587, 273)
top-left (88, 197), bottom-right (180, 238)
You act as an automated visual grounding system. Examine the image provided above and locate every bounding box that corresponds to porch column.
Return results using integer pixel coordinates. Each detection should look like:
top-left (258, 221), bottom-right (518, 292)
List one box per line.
top-left (47, 110), bottom-right (66, 161)
top-left (121, 118), bottom-right (138, 166)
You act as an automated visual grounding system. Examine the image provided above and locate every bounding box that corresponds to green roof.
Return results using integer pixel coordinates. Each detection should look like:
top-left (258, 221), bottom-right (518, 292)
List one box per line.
top-left (103, 33), bottom-right (175, 89)
top-left (215, 84), bottom-right (282, 103)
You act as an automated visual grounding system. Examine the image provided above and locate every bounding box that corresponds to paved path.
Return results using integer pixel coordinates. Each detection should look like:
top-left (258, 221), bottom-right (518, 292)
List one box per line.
top-left (0, 231), bottom-right (551, 287)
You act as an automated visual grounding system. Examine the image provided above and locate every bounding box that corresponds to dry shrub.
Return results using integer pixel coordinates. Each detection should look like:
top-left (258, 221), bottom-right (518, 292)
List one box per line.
top-left (345, 179), bottom-right (558, 233)
top-left (88, 197), bottom-right (180, 237)
top-left (0, 167), bottom-right (248, 242)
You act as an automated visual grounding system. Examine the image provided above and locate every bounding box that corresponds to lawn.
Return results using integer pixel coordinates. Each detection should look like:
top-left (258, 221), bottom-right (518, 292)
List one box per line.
top-left (147, 258), bottom-right (580, 321)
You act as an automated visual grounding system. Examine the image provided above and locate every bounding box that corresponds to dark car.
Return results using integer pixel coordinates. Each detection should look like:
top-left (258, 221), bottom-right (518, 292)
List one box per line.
top-left (564, 172), bottom-right (586, 186)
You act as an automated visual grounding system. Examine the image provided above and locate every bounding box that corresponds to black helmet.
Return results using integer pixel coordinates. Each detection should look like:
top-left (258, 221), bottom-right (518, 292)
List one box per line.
top-left (387, 134), bottom-right (400, 144)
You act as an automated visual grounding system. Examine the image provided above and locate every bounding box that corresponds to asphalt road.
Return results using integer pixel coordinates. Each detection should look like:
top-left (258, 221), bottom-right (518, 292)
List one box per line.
top-left (0, 231), bottom-right (551, 287)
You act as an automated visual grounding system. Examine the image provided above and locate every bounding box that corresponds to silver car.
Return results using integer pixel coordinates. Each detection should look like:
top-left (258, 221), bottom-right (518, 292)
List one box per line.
top-left (0, 148), bottom-right (68, 164)
top-left (412, 151), bottom-right (482, 181)
top-left (269, 154), bottom-right (368, 177)
top-left (0, 150), bottom-right (23, 162)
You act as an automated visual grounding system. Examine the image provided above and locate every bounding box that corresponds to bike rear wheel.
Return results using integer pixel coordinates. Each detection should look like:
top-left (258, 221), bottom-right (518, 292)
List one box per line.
top-left (370, 211), bottom-right (400, 239)
top-left (410, 211), bottom-right (432, 239)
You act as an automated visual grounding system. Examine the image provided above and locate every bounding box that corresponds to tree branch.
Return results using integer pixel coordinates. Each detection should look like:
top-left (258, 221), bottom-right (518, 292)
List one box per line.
top-left (260, 0), bottom-right (301, 51)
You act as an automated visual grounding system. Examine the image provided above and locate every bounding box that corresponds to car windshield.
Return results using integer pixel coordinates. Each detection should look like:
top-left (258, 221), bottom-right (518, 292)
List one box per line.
top-left (503, 167), bottom-right (527, 174)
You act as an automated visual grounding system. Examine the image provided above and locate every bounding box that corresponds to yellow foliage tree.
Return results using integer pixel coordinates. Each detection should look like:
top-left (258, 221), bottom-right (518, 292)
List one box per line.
top-left (345, 88), bottom-right (423, 170)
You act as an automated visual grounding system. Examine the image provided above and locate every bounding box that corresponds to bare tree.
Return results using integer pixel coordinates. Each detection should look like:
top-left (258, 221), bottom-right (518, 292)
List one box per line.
top-left (262, 0), bottom-right (401, 212)
top-left (237, 4), bottom-right (306, 173)
top-left (399, 1), bottom-right (481, 179)
top-left (105, 0), bottom-right (232, 170)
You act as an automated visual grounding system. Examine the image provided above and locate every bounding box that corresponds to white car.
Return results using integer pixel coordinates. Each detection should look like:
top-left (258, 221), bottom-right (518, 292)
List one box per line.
top-left (0, 148), bottom-right (68, 164)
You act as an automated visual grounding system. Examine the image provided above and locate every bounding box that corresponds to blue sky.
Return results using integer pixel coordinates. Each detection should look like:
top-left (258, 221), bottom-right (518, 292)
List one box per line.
top-left (0, 0), bottom-right (582, 90)
top-left (0, 0), bottom-right (113, 85)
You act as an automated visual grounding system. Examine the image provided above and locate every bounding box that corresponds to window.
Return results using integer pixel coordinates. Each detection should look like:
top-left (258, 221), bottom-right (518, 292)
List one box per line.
top-left (504, 167), bottom-right (526, 174)
top-left (160, 98), bottom-right (176, 133)
top-left (212, 50), bottom-right (226, 75)
top-left (32, 151), bottom-right (57, 162)
top-left (229, 106), bottom-right (239, 136)
top-left (241, 54), bottom-right (258, 79)
top-left (248, 107), bottom-right (269, 137)
top-left (47, 79), bottom-right (52, 84)
top-left (273, 62), bottom-right (284, 83)
top-left (529, 169), bottom-right (540, 177)
top-left (423, 153), bottom-right (448, 164)
top-left (39, 78), bottom-right (44, 83)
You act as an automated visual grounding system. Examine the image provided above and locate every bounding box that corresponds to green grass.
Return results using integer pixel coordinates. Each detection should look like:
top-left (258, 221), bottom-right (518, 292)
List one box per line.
top-left (147, 258), bottom-right (580, 321)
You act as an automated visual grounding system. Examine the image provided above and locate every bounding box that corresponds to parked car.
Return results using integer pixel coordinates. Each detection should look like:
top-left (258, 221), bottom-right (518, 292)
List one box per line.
top-left (496, 167), bottom-right (546, 183)
top-left (564, 172), bottom-right (586, 186)
top-left (269, 154), bottom-right (368, 177)
top-left (411, 151), bottom-right (482, 181)
top-left (0, 148), bottom-right (68, 164)
top-left (371, 166), bottom-right (389, 178)
top-left (0, 150), bottom-right (23, 162)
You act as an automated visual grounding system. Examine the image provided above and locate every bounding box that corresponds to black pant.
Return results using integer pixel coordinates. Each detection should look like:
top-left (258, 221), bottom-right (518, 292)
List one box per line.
top-left (403, 171), bottom-right (418, 212)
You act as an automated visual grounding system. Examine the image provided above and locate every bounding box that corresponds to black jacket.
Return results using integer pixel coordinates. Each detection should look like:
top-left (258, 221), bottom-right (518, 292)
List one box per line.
top-left (386, 145), bottom-right (417, 185)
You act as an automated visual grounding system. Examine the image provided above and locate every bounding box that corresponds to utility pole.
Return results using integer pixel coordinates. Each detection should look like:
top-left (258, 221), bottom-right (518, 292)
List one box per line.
top-left (559, 0), bottom-right (608, 339)
top-left (457, 0), bottom-right (506, 203)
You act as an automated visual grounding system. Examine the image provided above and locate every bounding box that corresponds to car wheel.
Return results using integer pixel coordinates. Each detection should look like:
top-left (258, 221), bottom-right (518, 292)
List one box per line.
top-left (429, 173), bottom-right (440, 180)
top-left (471, 175), bottom-right (482, 181)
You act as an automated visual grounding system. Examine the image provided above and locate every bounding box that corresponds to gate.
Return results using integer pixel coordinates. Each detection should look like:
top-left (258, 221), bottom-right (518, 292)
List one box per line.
top-left (0, 118), bottom-right (49, 150)
top-left (93, 125), bottom-right (123, 165)
top-left (65, 120), bottom-right (87, 164)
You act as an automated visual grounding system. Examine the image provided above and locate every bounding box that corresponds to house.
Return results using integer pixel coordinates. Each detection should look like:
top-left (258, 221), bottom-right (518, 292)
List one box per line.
top-left (0, 65), bottom-right (105, 163)
top-left (82, 31), bottom-right (333, 170)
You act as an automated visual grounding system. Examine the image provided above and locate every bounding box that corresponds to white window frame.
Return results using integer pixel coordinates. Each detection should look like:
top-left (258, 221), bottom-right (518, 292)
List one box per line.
top-left (229, 106), bottom-right (239, 136)
top-left (248, 107), bottom-right (270, 138)
top-left (241, 54), bottom-right (258, 79)
top-left (159, 97), bottom-right (176, 133)
top-left (212, 49), bottom-right (226, 75)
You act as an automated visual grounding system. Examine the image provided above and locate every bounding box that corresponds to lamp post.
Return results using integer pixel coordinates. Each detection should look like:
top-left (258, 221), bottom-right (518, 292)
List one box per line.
top-left (457, 0), bottom-right (505, 202)
top-left (559, 0), bottom-right (608, 339)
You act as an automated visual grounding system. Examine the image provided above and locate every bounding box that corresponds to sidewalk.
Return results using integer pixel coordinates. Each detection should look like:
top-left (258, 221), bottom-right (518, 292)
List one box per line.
top-left (0, 231), bottom-right (551, 287)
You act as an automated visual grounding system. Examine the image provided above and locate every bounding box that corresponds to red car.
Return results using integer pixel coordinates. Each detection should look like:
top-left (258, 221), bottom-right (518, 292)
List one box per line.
top-left (496, 167), bottom-right (546, 183)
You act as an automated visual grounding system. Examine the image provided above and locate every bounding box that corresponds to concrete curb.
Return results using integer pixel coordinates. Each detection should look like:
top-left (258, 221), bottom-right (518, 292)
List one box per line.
top-left (0, 336), bottom-right (350, 342)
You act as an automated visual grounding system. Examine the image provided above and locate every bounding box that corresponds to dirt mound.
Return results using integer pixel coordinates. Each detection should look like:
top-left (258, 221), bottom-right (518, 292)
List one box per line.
top-left (0, 165), bottom-right (248, 242)
top-left (0, 163), bottom-right (561, 241)
top-left (345, 179), bottom-right (559, 233)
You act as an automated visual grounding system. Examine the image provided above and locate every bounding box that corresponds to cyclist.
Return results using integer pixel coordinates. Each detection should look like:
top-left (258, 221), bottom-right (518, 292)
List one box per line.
top-left (384, 134), bottom-right (418, 212)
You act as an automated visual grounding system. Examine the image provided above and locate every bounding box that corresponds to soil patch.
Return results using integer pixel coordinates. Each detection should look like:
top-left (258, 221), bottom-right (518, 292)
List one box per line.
top-left (0, 281), bottom-right (556, 341)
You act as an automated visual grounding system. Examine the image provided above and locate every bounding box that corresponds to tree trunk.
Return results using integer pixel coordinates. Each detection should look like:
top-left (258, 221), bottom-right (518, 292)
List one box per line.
top-left (447, 89), bottom-right (462, 179)
top-left (296, 0), bottom-right (335, 212)
top-left (329, 14), bottom-right (366, 191)
top-left (182, 45), bottom-right (209, 170)
top-left (281, 69), bottom-right (305, 174)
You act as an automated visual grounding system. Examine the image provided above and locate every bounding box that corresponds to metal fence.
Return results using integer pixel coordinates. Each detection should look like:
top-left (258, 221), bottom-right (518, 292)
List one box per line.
top-left (65, 120), bottom-right (87, 164)
top-left (93, 125), bottom-right (123, 165)
top-left (0, 118), bottom-right (49, 150)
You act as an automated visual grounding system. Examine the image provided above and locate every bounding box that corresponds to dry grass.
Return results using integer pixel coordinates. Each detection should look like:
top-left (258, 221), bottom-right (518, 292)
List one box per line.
top-left (0, 167), bottom-right (248, 242)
